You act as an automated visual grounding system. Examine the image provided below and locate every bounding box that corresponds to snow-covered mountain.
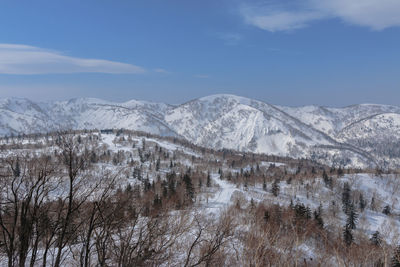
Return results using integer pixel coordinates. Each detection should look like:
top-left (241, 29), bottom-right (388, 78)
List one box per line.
top-left (1, 94), bottom-right (400, 168)
top-left (0, 97), bottom-right (176, 137)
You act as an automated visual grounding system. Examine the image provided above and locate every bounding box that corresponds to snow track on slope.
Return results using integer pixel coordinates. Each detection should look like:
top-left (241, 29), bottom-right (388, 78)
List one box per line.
top-left (206, 174), bottom-right (238, 213)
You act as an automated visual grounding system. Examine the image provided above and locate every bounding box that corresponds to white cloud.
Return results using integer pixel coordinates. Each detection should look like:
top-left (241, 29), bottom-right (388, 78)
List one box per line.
top-left (242, 9), bottom-right (322, 32)
top-left (240, 0), bottom-right (400, 32)
top-left (0, 44), bottom-right (146, 74)
top-left (315, 0), bottom-right (400, 30)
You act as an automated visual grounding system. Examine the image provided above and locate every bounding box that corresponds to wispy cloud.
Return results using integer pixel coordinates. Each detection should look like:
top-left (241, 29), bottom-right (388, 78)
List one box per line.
top-left (0, 44), bottom-right (146, 74)
top-left (315, 0), bottom-right (400, 30)
top-left (240, 0), bottom-right (400, 32)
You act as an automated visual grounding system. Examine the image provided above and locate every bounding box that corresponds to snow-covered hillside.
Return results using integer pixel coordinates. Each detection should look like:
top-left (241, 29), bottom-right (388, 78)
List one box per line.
top-left (1, 94), bottom-right (400, 168)
top-left (1, 130), bottom-right (399, 266)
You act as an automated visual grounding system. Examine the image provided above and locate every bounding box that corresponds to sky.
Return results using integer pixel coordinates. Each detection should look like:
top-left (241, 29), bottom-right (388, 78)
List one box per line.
top-left (0, 0), bottom-right (399, 107)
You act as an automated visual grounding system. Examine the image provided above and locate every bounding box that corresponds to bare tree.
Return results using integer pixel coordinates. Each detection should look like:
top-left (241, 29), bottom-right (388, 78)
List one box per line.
top-left (53, 133), bottom-right (102, 267)
top-left (183, 211), bottom-right (235, 267)
top-left (77, 170), bottom-right (119, 267)
top-left (0, 155), bottom-right (54, 267)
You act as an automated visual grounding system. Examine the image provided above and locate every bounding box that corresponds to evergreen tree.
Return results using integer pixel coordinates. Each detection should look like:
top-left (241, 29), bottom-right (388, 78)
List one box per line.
top-left (294, 202), bottom-right (312, 221)
top-left (90, 151), bottom-right (97, 163)
top-left (264, 211), bottom-right (270, 223)
top-left (143, 176), bottom-right (151, 192)
top-left (337, 166), bottom-right (344, 176)
top-left (330, 166), bottom-right (335, 174)
top-left (346, 203), bottom-right (358, 230)
top-left (13, 157), bottom-right (21, 177)
top-left (343, 225), bottom-right (353, 247)
top-left (226, 172), bottom-right (232, 181)
top-left (271, 179), bottom-right (280, 197)
top-left (133, 184), bottom-right (141, 199)
top-left (392, 245), bottom-right (400, 267)
top-left (133, 167), bottom-right (142, 180)
top-left (142, 138), bottom-right (146, 150)
top-left (323, 170), bottom-right (332, 188)
top-left (314, 204), bottom-right (324, 228)
top-left (167, 171), bottom-right (176, 195)
top-left (371, 197), bottom-right (376, 211)
top-left (370, 231), bottom-right (382, 246)
top-left (342, 182), bottom-right (352, 214)
top-left (296, 166), bottom-right (301, 175)
top-left (383, 205), bottom-right (391, 215)
top-left (359, 193), bottom-right (366, 212)
top-left (183, 173), bottom-right (194, 200)
top-left (125, 183), bottom-right (132, 193)
top-left (263, 177), bottom-right (267, 191)
top-left (156, 158), bottom-right (160, 171)
top-left (311, 166), bottom-right (316, 174)
top-left (206, 172), bottom-right (211, 187)
top-left (306, 206), bottom-right (312, 219)
top-left (294, 203), bottom-right (306, 218)
top-left (162, 182), bottom-right (168, 198)
top-left (153, 194), bottom-right (162, 208)
top-left (250, 198), bottom-right (255, 210)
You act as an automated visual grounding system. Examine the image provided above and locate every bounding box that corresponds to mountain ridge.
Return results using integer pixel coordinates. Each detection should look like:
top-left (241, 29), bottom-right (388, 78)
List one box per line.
top-left (1, 94), bottom-right (399, 168)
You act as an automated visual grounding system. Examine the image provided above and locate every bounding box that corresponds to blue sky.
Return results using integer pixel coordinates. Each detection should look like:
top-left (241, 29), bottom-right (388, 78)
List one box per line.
top-left (0, 0), bottom-right (399, 106)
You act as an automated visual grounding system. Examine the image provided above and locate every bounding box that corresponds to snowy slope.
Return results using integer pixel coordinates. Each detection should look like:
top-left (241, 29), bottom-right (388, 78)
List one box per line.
top-left (0, 97), bottom-right (177, 137)
top-left (280, 103), bottom-right (400, 139)
top-left (0, 98), bottom-right (59, 136)
top-left (1, 94), bottom-right (400, 168)
top-left (338, 113), bottom-right (400, 141)
top-left (165, 95), bottom-right (334, 158)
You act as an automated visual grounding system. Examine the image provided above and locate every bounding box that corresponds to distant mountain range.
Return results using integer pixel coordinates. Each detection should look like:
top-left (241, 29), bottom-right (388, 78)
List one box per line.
top-left (1, 94), bottom-right (400, 168)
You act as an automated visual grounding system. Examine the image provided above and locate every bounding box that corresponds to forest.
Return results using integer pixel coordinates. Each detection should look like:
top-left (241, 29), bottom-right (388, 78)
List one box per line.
top-left (1, 130), bottom-right (400, 266)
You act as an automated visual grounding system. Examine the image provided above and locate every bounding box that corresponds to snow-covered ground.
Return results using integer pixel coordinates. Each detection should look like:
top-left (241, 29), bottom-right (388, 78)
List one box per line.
top-left (2, 131), bottom-right (400, 266)
top-left (207, 172), bottom-right (400, 245)
top-left (205, 174), bottom-right (239, 213)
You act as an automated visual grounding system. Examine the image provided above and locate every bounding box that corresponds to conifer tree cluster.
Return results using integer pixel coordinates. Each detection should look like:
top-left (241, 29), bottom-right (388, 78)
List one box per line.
top-left (271, 179), bottom-right (280, 197)
top-left (341, 182), bottom-right (358, 246)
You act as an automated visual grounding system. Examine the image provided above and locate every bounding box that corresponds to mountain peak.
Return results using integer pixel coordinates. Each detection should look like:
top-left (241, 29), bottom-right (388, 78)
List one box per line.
top-left (64, 97), bottom-right (112, 105)
top-left (197, 94), bottom-right (252, 104)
